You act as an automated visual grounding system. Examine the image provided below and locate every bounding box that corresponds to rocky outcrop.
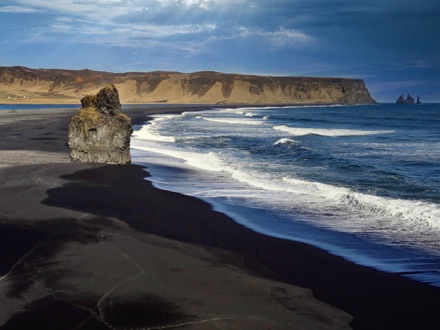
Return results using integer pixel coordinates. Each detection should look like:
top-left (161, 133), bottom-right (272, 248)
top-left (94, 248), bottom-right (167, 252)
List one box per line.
top-left (68, 85), bottom-right (133, 165)
top-left (0, 66), bottom-right (376, 105)
top-left (396, 94), bottom-right (417, 105)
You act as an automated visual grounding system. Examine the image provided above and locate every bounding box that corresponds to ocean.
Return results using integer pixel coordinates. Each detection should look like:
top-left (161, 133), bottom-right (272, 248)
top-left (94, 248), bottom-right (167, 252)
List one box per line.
top-left (131, 103), bottom-right (440, 287)
top-left (0, 104), bottom-right (78, 111)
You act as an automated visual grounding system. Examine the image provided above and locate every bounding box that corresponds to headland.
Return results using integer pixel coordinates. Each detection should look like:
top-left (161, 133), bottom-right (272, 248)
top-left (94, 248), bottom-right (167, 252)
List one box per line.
top-left (0, 66), bottom-right (376, 105)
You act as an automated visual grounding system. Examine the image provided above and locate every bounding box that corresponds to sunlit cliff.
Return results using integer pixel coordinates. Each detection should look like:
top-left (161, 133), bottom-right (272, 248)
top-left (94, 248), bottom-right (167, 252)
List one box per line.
top-left (0, 66), bottom-right (376, 105)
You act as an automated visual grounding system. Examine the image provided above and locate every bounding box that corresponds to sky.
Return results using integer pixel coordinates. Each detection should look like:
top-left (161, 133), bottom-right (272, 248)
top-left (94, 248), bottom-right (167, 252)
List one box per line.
top-left (1, 0), bottom-right (439, 102)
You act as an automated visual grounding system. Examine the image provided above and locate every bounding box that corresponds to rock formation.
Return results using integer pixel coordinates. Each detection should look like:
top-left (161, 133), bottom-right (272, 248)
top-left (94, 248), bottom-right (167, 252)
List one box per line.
top-left (0, 66), bottom-right (376, 105)
top-left (68, 85), bottom-right (133, 165)
top-left (396, 95), bottom-right (405, 104)
top-left (396, 94), bottom-right (416, 105)
top-left (405, 94), bottom-right (415, 104)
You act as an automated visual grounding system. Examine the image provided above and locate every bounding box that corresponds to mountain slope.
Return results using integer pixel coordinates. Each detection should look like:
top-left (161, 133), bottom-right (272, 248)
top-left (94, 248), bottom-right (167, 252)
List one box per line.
top-left (0, 66), bottom-right (376, 104)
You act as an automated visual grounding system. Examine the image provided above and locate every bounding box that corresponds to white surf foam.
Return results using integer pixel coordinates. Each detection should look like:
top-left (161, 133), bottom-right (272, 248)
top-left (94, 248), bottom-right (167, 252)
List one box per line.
top-left (132, 114), bottom-right (180, 142)
top-left (280, 176), bottom-right (440, 253)
top-left (132, 124), bottom-right (176, 142)
top-left (274, 138), bottom-right (297, 145)
top-left (274, 125), bottom-right (395, 137)
top-left (227, 106), bottom-right (276, 111)
top-left (282, 177), bottom-right (440, 226)
top-left (202, 117), bottom-right (264, 125)
top-left (134, 146), bottom-right (225, 172)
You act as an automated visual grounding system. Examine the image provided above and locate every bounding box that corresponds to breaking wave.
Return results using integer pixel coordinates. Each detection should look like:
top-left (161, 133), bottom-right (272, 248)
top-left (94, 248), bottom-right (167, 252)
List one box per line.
top-left (274, 125), bottom-right (395, 137)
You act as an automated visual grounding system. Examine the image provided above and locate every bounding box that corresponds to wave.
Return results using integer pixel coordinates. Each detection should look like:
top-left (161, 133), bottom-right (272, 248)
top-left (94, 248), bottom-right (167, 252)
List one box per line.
top-left (133, 145), bottom-right (225, 172)
top-left (274, 138), bottom-right (297, 145)
top-left (201, 117), bottom-right (264, 125)
top-left (132, 124), bottom-right (176, 142)
top-left (229, 104), bottom-right (346, 111)
top-left (274, 125), bottom-right (395, 137)
top-left (223, 106), bottom-right (281, 112)
top-left (282, 176), bottom-right (440, 229)
top-left (152, 114), bottom-right (179, 121)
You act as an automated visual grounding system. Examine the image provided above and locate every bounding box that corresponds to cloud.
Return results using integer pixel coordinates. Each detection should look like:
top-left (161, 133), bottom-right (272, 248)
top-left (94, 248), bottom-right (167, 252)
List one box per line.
top-left (24, 16), bottom-right (217, 49)
top-left (0, 5), bottom-right (41, 13)
top-left (11, 0), bottom-right (311, 53)
top-left (209, 26), bottom-right (313, 49)
top-left (13, 0), bottom-right (143, 20)
top-left (157, 0), bottom-right (221, 10)
top-left (12, 0), bottom-right (224, 19)
top-left (238, 27), bottom-right (312, 47)
top-left (394, 60), bottom-right (429, 69)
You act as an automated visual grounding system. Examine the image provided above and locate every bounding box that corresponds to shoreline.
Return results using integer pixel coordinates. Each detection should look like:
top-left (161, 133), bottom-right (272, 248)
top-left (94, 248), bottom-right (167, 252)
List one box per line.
top-left (1, 105), bottom-right (440, 329)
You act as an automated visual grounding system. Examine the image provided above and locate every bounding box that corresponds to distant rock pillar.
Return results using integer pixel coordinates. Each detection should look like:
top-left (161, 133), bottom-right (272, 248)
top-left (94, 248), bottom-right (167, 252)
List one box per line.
top-left (68, 85), bottom-right (133, 165)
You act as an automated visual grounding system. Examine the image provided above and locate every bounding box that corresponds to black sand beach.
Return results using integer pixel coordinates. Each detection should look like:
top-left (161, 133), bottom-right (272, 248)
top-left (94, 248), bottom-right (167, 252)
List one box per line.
top-left (1, 106), bottom-right (440, 329)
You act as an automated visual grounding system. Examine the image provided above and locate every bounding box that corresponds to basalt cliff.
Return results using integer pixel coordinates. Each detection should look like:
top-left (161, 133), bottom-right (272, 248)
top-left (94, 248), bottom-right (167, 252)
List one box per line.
top-left (0, 66), bottom-right (376, 105)
top-left (68, 85), bottom-right (133, 165)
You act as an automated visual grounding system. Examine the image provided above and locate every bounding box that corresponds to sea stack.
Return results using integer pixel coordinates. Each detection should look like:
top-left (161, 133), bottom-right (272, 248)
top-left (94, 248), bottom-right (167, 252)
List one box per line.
top-left (68, 85), bottom-right (133, 164)
top-left (396, 94), bottom-right (415, 105)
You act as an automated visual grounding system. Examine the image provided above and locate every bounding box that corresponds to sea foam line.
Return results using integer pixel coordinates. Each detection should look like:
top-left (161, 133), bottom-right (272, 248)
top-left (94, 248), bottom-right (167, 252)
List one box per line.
top-left (132, 124), bottom-right (176, 142)
top-left (201, 117), bottom-right (264, 125)
top-left (281, 177), bottom-right (440, 229)
top-left (133, 146), bottom-right (225, 172)
top-left (274, 125), bottom-right (395, 137)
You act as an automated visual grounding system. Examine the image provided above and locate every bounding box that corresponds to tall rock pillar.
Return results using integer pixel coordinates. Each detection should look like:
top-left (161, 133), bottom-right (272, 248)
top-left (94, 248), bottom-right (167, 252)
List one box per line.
top-left (68, 85), bottom-right (133, 165)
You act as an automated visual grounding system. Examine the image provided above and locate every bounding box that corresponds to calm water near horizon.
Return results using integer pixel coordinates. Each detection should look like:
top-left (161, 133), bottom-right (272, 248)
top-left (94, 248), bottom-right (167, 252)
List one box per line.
top-left (131, 103), bottom-right (440, 287)
top-left (0, 104), bottom-right (80, 111)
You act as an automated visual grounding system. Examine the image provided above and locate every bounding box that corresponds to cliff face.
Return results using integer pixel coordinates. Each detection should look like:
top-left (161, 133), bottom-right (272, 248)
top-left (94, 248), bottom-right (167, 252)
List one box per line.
top-left (0, 66), bottom-right (376, 104)
top-left (68, 85), bottom-right (133, 165)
